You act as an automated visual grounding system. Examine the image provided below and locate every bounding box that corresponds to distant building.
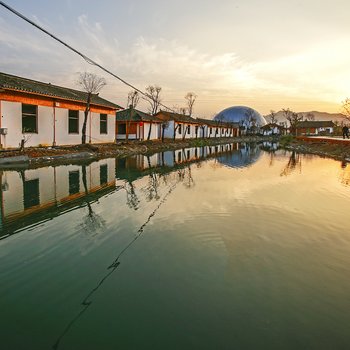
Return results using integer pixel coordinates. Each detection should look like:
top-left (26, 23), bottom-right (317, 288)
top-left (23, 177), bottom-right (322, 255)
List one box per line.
top-left (214, 106), bottom-right (267, 134)
top-left (295, 121), bottom-right (335, 135)
top-left (116, 107), bottom-right (162, 140)
top-left (0, 72), bottom-right (122, 149)
top-left (155, 110), bottom-right (199, 139)
top-left (261, 123), bottom-right (287, 136)
top-left (196, 118), bottom-right (240, 138)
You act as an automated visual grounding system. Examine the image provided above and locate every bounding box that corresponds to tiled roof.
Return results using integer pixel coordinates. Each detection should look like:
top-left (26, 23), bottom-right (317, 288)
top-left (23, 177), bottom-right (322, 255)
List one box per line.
top-left (0, 72), bottom-right (122, 109)
top-left (116, 107), bottom-right (162, 122)
top-left (155, 110), bottom-right (198, 123)
top-left (297, 120), bottom-right (335, 128)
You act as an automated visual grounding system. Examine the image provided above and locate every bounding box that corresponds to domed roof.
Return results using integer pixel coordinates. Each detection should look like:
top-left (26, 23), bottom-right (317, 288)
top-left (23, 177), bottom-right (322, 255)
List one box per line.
top-left (214, 106), bottom-right (267, 126)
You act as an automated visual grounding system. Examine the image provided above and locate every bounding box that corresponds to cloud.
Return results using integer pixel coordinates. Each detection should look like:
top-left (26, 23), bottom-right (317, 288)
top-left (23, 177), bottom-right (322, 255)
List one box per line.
top-left (1, 13), bottom-right (349, 115)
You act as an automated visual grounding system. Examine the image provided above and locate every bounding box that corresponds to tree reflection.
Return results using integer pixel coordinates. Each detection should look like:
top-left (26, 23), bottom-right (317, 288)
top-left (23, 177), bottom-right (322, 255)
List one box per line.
top-left (340, 161), bottom-right (350, 186)
top-left (280, 151), bottom-right (302, 176)
top-left (124, 181), bottom-right (140, 210)
top-left (80, 165), bottom-right (106, 236)
top-left (52, 178), bottom-right (178, 350)
top-left (142, 156), bottom-right (161, 201)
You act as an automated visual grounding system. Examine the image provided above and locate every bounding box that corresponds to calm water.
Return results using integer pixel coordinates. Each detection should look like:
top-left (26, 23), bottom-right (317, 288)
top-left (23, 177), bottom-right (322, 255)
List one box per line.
top-left (1, 143), bottom-right (350, 350)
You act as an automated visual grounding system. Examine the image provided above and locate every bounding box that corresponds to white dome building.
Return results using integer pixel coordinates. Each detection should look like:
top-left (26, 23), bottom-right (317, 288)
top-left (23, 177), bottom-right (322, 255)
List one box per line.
top-left (214, 106), bottom-right (266, 133)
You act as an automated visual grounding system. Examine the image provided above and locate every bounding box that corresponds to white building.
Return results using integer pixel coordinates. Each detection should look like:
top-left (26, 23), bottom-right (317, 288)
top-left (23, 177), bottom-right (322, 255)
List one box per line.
top-left (0, 72), bottom-right (122, 149)
top-left (116, 107), bottom-right (161, 141)
top-left (155, 111), bottom-right (200, 140)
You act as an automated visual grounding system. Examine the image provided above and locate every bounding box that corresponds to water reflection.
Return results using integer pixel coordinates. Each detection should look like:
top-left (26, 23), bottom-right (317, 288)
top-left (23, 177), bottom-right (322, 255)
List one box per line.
top-left (2, 142), bottom-right (349, 241)
top-left (340, 160), bottom-right (350, 186)
top-left (280, 151), bottom-right (302, 176)
top-left (0, 159), bottom-right (116, 240)
top-left (1, 143), bottom-right (350, 350)
top-left (0, 144), bottom-right (245, 239)
top-left (217, 142), bottom-right (263, 169)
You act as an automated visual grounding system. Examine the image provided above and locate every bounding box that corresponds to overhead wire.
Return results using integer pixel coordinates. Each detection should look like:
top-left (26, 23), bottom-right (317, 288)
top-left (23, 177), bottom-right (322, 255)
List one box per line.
top-left (0, 1), bottom-right (175, 112)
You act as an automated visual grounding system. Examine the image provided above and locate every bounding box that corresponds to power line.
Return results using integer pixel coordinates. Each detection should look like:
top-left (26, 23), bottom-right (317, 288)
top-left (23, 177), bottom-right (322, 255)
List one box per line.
top-left (0, 1), bottom-right (174, 112)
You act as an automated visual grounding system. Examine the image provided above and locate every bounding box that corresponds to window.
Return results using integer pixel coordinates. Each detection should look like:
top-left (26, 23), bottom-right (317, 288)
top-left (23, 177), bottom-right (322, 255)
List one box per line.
top-left (69, 170), bottom-right (80, 195)
top-left (195, 126), bottom-right (198, 135)
top-left (118, 123), bottom-right (126, 134)
top-left (210, 127), bottom-right (212, 135)
top-left (100, 114), bottom-right (108, 134)
top-left (22, 104), bottom-right (37, 133)
top-left (177, 152), bottom-right (182, 162)
top-left (178, 124), bottom-right (182, 134)
top-left (187, 125), bottom-right (191, 134)
top-left (100, 164), bottom-right (108, 185)
top-left (68, 110), bottom-right (79, 134)
top-left (23, 178), bottom-right (40, 209)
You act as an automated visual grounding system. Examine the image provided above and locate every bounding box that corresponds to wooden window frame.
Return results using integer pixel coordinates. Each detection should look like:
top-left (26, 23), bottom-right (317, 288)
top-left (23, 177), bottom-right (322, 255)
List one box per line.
top-left (22, 103), bottom-right (38, 134)
top-left (68, 110), bottom-right (79, 134)
top-left (100, 113), bottom-right (108, 134)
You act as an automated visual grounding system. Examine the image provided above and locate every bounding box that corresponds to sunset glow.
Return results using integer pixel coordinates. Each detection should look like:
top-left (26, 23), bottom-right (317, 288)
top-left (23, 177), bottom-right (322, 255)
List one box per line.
top-left (1, 0), bottom-right (349, 116)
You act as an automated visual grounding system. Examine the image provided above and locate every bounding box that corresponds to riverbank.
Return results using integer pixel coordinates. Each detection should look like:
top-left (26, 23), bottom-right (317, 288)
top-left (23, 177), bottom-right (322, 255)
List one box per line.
top-left (0, 136), bottom-right (276, 166)
top-left (281, 135), bottom-right (350, 162)
top-left (1, 135), bottom-right (350, 168)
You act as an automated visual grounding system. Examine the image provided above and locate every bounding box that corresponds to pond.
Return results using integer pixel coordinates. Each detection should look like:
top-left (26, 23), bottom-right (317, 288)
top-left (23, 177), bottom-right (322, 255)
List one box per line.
top-left (1, 143), bottom-right (350, 350)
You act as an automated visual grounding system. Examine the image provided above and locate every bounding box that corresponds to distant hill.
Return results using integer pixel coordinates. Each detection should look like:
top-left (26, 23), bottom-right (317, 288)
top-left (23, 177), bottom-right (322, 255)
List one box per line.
top-left (264, 110), bottom-right (346, 125)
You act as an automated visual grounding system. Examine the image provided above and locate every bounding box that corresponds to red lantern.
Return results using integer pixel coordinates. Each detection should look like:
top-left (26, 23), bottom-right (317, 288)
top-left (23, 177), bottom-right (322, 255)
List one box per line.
top-left (139, 122), bottom-right (143, 126)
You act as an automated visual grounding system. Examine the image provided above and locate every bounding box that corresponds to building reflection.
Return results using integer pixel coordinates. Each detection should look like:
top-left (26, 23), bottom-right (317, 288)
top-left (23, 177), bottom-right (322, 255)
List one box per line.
top-left (0, 142), bottom-right (283, 239)
top-left (0, 158), bottom-right (116, 239)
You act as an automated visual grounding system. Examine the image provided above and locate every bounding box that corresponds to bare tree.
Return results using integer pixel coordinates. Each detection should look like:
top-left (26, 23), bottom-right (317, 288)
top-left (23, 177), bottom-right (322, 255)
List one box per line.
top-left (161, 120), bottom-right (169, 142)
top-left (144, 85), bottom-right (162, 115)
top-left (77, 72), bottom-right (106, 144)
top-left (269, 110), bottom-right (278, 124)
top-left (304, 112), bottom-right (315, 121)
top-left (342, 98), bottom-right (350, 122)
top-left (244, 109), bottom-right (257, 134)
top-left (143, 85), bottom-right (162, 140)
top-left (127, 90), bottom-right (140, 109)
top-left (283, 108), bottom-right (304, 136)
top-left (184, 92), bottom-right (197, 117)
top-left (124, 91), bottom-right (140, 142)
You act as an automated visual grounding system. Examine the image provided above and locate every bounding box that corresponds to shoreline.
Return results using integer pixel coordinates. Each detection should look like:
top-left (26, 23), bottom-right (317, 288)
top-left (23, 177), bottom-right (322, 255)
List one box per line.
top-left (0, 136), bottom-right (276, 167)
top-left (281, 136), bottom-right (350, 163)
top-left (1, 135), bottom-right (350, 168)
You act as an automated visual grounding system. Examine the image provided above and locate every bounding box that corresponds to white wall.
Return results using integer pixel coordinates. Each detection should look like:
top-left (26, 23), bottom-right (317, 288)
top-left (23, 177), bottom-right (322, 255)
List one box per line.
top-left (163, 121), bottom-right (175, 139)
top-left (90, 113), bottom-right (115, 144)
top-left (1, 101), bottom-right (23, 149)
top-left (0, 100), bottom-right (115, 148)
top-left (143, 122), bottom-right (160, 140)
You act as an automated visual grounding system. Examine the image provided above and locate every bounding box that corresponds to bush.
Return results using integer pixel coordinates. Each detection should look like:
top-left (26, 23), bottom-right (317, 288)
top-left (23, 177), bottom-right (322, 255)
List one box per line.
top-left (279, 134), bottom-right (295, 146)
top-left (190, 139), bottom-right (208, 147)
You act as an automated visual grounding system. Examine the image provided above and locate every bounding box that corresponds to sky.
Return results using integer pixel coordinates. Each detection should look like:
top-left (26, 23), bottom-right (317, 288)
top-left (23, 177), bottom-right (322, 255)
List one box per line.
top-left (1, 0), bottom-right (350, 117)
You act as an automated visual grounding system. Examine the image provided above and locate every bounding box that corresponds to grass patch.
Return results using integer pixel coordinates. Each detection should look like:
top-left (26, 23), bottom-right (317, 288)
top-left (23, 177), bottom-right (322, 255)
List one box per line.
top-left (189, 139), bottom-right (209, 147)
top-left (279, 134), bottom-right (295, 147)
